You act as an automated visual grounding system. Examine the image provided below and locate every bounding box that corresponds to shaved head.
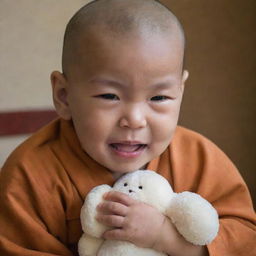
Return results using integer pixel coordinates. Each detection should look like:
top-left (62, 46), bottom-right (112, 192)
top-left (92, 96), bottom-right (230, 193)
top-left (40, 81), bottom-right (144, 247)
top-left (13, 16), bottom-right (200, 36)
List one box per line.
top-left (62, 0), bottom-right (185, 75)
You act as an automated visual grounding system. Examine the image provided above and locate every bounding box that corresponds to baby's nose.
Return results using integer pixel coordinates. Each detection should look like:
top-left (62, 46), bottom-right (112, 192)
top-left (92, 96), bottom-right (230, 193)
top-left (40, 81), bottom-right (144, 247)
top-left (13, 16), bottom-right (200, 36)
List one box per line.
top-left (119, 104), bottom-right (147, 129)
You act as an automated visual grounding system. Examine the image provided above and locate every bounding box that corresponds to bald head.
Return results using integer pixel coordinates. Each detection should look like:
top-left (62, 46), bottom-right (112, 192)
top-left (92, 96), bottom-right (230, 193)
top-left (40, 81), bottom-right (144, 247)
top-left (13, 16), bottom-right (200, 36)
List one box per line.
top-left (62, 0), bottom-right (185, 75)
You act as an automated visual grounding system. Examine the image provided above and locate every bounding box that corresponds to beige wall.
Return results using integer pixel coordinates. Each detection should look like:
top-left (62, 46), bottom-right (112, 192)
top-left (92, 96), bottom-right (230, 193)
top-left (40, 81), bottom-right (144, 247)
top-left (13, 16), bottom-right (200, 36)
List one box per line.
top-left (0, 0), bottom-right (90, 111)
top-left (0, 0), bottom-right (91, 163)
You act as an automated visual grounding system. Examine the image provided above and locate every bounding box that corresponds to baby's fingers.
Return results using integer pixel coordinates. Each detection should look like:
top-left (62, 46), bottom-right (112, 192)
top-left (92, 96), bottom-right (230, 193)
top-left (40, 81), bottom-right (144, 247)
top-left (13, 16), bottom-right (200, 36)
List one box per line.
top-left (96, 214), bottom-right (124, 228)
top-left (103, 228), bottom-right (130, 242)
top-left (97, 201), bottom-right (128, 216)
top-left (103, 191), bottom-right (137, 206)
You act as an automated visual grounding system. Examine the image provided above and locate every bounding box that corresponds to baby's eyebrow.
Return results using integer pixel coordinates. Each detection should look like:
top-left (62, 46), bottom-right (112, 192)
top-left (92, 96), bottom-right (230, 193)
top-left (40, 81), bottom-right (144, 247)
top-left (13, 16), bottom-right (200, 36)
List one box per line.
top-left (89, 77), bottom-right (178, 89)
top-left (90, 78), bottom-right (125, 88)
top-left (149, 77), bottom-right (180, 90)
top-left (152, 81), bottom-right (177, 89)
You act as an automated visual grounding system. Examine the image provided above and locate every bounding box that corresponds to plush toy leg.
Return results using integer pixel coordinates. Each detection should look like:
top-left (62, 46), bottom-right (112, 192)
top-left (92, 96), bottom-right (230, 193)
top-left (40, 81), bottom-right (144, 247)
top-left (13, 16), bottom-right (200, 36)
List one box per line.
top-left (78, 233), bottom-right (104, 256)
top-left (167, 192), bottom-right (219, 246)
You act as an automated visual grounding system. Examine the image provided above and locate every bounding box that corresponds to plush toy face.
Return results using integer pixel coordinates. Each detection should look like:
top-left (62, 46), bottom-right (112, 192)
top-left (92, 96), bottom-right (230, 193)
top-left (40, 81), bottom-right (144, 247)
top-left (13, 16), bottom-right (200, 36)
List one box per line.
top-left (112, 170), bottom-right (174, 213)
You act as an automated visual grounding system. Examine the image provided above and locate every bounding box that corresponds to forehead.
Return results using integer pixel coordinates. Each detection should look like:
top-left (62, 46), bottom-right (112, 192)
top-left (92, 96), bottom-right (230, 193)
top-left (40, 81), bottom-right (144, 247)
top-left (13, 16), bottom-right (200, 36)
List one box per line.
top-left (69, 27), bottom-right (184, 81)
top-left (78, 25), bottom-right (183, 54)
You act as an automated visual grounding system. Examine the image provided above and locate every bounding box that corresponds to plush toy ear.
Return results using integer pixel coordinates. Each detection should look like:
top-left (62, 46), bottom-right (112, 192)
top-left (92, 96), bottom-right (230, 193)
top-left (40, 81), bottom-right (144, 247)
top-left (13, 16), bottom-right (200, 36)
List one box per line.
top-left (167, 192), bottom-right (219, 245)
top-left (80, 184), bottom-right (112, 238)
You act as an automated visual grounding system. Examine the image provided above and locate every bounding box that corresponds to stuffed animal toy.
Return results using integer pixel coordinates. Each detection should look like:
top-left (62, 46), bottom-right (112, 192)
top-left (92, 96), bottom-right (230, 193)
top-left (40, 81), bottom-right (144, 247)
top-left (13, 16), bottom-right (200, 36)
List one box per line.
top-left (78, 170), bottom-right (219, 256)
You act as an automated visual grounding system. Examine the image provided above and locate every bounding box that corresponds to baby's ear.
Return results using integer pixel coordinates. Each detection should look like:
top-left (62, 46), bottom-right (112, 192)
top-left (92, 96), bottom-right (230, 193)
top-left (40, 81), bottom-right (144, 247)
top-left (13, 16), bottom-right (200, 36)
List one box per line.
top-left (182, 70), bottom-right (189, 83)
top-left (51, 71), bottom-right (71, 120)
top-left (181, 70), bottom-right (189, 91)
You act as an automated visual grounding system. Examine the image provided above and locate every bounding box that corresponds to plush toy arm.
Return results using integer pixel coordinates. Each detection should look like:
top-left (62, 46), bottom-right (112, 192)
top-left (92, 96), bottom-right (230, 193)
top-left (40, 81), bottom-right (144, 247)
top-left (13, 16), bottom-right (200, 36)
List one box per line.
top-left (166, 192), bottom-right (219, 246)
top-left (78, 233), bottom-right (104, 256)
top-left (80, 184), bottom-right (112, 238)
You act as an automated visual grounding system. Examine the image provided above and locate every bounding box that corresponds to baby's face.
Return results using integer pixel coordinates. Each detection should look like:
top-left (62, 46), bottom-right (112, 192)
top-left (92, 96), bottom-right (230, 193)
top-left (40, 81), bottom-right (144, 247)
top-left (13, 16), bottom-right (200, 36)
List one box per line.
top-left (62, 30), bottom-right (187, 174)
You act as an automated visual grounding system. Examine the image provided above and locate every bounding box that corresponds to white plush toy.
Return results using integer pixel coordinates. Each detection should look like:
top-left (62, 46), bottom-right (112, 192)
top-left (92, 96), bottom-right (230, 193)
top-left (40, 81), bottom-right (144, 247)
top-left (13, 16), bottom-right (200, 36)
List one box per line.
top-left (78, 170), bottom-right (219, 256)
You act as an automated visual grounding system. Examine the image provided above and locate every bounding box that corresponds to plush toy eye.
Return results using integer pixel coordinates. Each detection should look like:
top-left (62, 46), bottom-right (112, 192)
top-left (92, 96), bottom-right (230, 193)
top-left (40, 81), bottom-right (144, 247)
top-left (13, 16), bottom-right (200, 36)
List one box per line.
top-left (124, 183), bottom-right (128, 186)
top-left (138, 186), bottom-right (143, 189)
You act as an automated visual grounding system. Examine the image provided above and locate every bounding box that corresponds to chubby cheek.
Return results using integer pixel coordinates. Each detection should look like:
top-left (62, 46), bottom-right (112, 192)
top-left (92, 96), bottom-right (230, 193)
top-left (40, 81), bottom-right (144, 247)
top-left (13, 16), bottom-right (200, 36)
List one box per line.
top-left (150, 112), bottom-right (178, 145)
top-left (74, 122), bottom-right (107, 162)
top-left (75, 116), bottom-right (109, 145)
top-left (73, 107), bottom-right (118, 153)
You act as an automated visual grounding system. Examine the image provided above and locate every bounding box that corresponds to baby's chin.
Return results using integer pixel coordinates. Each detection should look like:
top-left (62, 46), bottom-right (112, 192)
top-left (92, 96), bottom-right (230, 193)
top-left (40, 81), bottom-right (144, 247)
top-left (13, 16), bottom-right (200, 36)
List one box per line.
top-left (109, 164), bottom-right (148, 180)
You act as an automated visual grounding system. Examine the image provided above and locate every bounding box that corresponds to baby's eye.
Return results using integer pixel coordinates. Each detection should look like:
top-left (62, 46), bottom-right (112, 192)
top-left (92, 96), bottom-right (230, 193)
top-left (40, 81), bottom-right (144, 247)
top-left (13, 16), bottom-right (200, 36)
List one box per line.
top-left (96, 94), bottom-right (119, 100)
top-left (124, 183), bottom-right (128, 186)
top-left (150, 95), bottom-right (169, 102)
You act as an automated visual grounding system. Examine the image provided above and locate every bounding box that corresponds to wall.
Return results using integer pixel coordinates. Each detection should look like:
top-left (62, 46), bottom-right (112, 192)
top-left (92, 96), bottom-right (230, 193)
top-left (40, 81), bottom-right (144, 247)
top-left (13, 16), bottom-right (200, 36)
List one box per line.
top-left (162, 0), bottom-right (256, 206)
top-left (0, 0), bottom-right (90, 163)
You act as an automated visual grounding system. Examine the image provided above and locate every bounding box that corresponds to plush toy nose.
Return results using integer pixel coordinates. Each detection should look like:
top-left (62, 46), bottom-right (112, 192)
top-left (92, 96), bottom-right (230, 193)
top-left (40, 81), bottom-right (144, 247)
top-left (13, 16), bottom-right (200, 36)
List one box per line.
top-left (129, 189), bottom-right (134, 193)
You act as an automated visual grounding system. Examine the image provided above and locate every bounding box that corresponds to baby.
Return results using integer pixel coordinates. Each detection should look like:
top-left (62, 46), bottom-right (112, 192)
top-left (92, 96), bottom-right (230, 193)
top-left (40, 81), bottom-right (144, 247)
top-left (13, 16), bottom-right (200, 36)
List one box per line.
top-left (0, 0), bottom-right (255, 256)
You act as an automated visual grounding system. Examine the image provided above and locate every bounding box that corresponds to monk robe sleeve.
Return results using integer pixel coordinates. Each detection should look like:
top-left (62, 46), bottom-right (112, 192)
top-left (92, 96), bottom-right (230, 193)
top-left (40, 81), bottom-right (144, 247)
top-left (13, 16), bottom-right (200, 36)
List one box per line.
top-left (169, 128), bottom-right (256, 256)
top-left (205, 156), bottom-right (256, 256)
top-left (0, 155), bottom-right (74, 255)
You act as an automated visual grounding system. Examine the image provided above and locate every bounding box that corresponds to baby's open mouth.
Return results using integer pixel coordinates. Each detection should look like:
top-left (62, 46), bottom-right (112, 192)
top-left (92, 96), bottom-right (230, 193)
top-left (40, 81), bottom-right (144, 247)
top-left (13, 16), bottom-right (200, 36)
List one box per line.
top-left (109, 143), bottom-right (147, 153)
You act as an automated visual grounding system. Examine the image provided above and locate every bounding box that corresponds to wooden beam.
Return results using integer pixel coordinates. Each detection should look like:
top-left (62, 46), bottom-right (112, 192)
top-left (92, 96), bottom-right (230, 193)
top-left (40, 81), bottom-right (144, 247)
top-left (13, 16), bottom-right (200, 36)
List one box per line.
top-left (0, 110), bottom-right (57, 136)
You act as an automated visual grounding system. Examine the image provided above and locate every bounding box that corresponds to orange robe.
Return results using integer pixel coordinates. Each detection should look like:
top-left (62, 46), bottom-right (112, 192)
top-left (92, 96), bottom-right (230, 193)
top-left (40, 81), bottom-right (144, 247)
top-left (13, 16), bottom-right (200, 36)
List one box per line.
top-left (0, 119), bottom-right (255, 256)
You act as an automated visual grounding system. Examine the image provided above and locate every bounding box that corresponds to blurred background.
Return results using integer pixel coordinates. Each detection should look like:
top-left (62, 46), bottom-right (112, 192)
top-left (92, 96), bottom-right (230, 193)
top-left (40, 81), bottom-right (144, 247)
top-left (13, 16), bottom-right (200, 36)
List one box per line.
top-left (0, 0), bottom-right (255, 206)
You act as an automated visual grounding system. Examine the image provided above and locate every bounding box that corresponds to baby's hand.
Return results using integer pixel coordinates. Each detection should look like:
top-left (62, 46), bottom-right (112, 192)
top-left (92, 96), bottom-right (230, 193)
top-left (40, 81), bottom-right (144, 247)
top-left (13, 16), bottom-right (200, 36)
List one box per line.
top-left (96, 191), bottom-right (165, 249)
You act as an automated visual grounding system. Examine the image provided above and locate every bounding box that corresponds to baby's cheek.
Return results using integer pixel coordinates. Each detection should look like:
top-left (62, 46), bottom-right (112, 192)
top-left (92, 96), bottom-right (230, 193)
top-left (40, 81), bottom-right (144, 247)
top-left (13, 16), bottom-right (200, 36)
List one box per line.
top-left (156, 125), bottom-right (175, 141)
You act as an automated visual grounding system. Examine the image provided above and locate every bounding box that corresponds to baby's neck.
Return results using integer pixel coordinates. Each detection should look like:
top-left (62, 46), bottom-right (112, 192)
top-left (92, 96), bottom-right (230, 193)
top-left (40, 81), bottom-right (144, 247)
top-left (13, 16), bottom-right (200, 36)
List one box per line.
top-left (111, 171), bottom-right (124, 180)
top-left (111, 164), bottom-right (148, 180)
